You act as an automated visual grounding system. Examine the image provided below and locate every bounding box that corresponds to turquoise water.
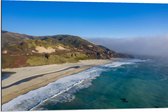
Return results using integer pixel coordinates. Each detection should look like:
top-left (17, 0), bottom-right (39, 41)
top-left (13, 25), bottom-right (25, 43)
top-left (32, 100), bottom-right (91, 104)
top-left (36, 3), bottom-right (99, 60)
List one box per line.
top-left (2, 57), bottom-right (168, 111)
top-left (35, 57), bottom-right (168, 109)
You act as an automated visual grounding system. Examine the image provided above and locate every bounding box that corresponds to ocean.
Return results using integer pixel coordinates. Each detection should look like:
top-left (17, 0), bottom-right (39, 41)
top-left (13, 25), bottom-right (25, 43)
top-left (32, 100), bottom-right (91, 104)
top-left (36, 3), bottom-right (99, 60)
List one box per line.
top-left (2, 57), bottom-right (168, 111)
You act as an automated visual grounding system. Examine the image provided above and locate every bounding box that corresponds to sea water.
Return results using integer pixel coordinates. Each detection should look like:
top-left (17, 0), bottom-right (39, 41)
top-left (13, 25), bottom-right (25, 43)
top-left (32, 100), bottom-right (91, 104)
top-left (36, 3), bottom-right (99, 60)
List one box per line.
top-left (2, 57), bottom-right (168, 110)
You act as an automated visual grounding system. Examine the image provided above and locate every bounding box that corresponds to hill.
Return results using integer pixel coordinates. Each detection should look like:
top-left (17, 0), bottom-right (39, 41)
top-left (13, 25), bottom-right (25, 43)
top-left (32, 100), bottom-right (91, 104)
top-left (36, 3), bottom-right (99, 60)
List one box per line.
top-left (2, 31), bottom-right (131, 68)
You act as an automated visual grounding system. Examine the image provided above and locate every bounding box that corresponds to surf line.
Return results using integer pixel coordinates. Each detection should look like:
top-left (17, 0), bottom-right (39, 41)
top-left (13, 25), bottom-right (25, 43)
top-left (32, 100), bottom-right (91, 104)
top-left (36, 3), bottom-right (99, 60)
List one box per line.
top-left (30, 79), bottom-right (85, 110)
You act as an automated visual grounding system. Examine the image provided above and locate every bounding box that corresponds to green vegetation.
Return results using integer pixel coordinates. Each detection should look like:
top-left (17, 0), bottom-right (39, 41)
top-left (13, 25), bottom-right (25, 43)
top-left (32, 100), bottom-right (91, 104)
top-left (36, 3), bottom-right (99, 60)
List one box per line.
top-left (27, 52), bottom-right (88, 66)
top-left (2, 31), bottom-right (130, 68)
top-left (2, 55), bottom-right (28, 68)
top-left (2, 55), bottom-right (16, 68)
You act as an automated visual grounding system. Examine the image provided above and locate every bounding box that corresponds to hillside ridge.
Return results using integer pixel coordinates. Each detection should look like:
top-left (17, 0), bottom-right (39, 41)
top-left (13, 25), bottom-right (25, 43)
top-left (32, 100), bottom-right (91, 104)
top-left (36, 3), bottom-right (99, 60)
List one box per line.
top-left (2, 31), bottom-right (131, 68)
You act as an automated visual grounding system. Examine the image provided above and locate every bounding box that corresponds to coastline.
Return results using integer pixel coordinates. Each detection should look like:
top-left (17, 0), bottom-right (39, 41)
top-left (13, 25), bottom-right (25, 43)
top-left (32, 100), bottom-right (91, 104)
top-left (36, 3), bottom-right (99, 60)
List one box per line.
top-left (2, 59), bottom-right (112, 104)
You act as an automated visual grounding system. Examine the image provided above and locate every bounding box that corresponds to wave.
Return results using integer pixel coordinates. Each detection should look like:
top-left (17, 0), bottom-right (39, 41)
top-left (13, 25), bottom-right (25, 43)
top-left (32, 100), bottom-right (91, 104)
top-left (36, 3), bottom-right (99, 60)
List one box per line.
top-left (2, 59), bottom-right (146, 111)
top-left (103, 59), bottom-right (146, 68)
top-left (2, 67), bottom-right (105, 111)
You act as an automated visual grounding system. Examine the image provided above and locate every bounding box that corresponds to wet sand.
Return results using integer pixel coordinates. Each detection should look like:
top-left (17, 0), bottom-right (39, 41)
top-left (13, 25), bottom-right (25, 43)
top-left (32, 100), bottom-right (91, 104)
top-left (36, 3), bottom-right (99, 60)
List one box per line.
top-left (2, 59), bottom-right (111, 104)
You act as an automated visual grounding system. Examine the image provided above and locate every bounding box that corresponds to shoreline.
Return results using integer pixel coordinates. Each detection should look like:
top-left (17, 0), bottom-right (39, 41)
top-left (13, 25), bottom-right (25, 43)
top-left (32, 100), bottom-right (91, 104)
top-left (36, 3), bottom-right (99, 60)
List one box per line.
top-left (2, 59), bottom-right (112, 104)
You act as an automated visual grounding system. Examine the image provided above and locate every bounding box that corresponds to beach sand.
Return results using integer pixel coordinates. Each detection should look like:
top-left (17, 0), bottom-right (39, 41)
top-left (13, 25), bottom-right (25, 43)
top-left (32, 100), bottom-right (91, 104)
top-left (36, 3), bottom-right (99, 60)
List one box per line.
top-left (2, 59), bottom-right (111, 104)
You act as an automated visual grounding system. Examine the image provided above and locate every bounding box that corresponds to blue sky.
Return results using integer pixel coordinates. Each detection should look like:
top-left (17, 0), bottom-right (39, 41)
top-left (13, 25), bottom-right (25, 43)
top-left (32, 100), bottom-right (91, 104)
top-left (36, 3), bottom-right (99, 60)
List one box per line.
top-left (2, 1), bottom-right (168, 38)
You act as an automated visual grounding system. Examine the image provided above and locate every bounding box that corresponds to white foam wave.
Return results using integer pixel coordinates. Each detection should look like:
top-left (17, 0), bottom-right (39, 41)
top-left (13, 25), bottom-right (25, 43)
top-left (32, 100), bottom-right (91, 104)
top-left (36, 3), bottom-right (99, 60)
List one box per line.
top-left (2, 59), bottom-right (146, 111)
top-left (32, 78), bottom-right (94, 110)
top-left (2, 67), bottom-right (104, 111)
top-left (104, 62), bottom-right (133, 68)
top-left (103, 59), bottom-right (146, 68)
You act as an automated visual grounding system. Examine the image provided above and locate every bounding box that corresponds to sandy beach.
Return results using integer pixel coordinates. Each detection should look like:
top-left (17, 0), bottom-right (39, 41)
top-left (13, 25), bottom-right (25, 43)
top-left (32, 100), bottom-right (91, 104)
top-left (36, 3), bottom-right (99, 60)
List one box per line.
top-left (2, 59), bottom-right (111, 104)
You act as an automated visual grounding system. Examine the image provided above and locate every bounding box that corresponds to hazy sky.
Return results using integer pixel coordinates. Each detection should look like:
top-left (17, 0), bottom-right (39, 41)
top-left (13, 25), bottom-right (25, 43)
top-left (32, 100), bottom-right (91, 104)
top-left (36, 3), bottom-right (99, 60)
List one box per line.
top-left (90, 36), bottom-right (168, 57)
top-left (2, 1), bottom-right (168, 38)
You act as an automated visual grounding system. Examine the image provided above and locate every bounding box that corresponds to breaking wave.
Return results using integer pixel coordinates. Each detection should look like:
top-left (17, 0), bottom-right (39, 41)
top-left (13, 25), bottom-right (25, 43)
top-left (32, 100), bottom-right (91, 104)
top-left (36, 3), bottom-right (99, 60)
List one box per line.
top-left (2, 59), bottom-right (146, 111)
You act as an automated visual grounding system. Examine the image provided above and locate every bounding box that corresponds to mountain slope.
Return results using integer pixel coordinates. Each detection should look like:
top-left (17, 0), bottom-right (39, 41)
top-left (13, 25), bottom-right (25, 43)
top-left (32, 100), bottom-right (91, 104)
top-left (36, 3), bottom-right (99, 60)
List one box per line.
top-left (2, 31), bottom-right (131, 68)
